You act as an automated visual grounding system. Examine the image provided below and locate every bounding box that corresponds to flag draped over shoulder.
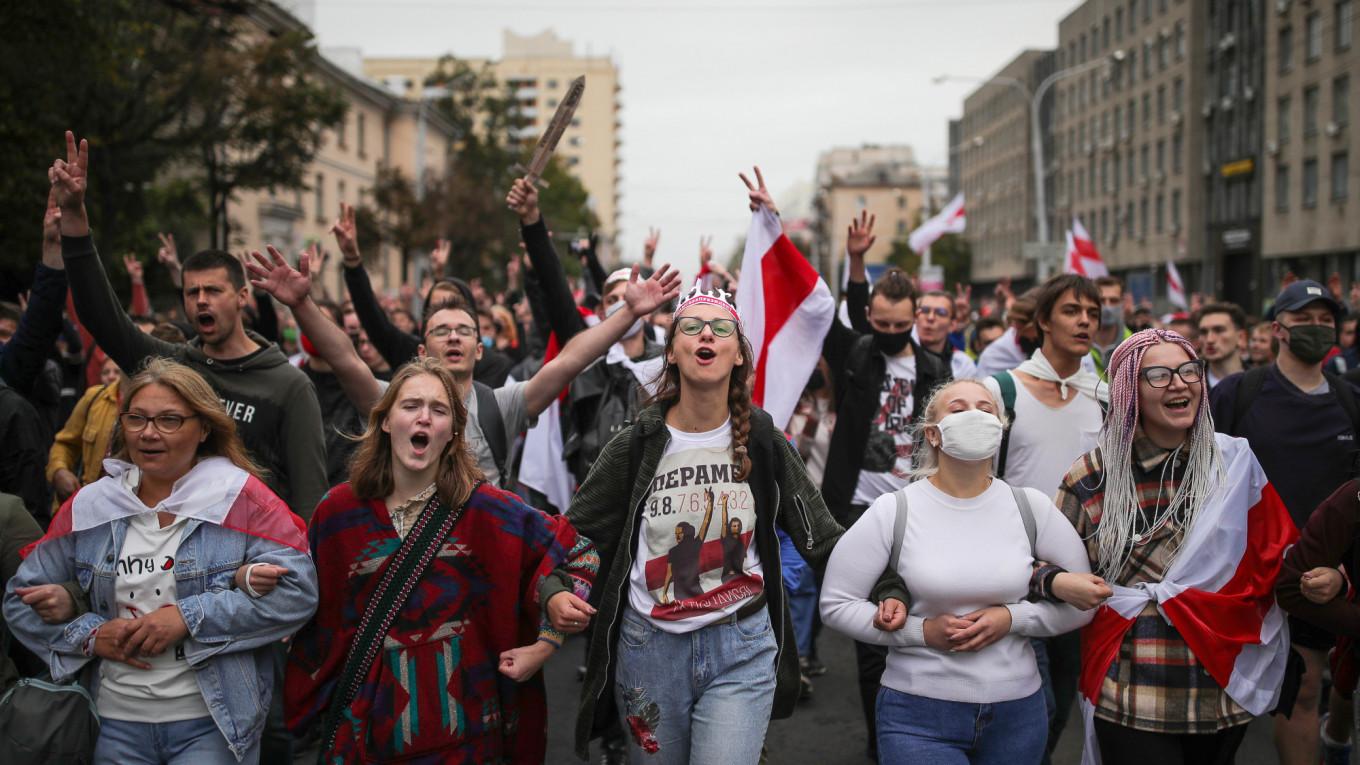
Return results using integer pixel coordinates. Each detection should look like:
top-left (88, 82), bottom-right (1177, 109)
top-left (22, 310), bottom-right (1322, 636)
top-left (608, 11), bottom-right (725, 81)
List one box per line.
top-left (1064, 217), bottom-right (1109, 278)
top-left (518, 306), bottom-right (598, 513)
top-left (908, 192), bottom-right (966, 254)
top-left (1078, 433), bottom-right (1298, 764)
top-left (734, 207), bottom-right (835, 431)
top-left (23, 456), bottom-right (308, 558)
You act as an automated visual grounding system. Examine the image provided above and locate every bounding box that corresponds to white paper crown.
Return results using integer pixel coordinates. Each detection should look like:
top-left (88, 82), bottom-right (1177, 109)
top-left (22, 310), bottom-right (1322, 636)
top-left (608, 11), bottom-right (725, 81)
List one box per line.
top-left (674, 283), bottom-right (740, 323)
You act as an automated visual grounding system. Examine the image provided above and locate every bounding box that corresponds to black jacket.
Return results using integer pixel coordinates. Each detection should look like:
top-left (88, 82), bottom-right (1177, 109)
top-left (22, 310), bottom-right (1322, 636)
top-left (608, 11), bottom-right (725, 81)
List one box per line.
top-left (562, 338), bottom-right (661, 484)
top-left (820, 280), bottom-right (951, 521)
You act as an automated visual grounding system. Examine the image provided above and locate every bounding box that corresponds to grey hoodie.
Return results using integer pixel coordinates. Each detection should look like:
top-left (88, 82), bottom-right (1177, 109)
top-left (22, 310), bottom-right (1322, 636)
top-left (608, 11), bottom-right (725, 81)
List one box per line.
top-left (62, 235), bottom-right (327, 519)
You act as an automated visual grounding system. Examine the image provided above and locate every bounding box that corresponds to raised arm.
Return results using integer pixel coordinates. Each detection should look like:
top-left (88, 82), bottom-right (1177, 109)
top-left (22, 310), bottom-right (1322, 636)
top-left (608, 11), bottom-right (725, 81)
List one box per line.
top-left (844, 211), bottom-right (873, 335)
top-left (507, 178), bottom-right (588, 343)
top-left (522, 264), bottom-right (680, 417)
top-left (1, 187), bottom-right (70, 394)
top-left (333, 203), bottom-right (420, 368)
top-left (246, 247), bottom-right (382, 414)
top-left (52, 132), bottom-right (173, 374)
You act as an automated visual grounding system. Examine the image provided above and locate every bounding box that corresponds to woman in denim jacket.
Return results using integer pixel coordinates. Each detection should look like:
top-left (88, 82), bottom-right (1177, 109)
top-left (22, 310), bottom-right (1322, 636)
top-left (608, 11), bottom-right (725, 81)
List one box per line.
top-left (3, 358), bottom-right (318, 764)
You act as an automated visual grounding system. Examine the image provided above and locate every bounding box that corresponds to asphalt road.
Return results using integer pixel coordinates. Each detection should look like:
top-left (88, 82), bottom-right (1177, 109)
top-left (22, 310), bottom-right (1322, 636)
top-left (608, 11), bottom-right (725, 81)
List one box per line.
top-left (543, 630), bottom-right (1286, 765)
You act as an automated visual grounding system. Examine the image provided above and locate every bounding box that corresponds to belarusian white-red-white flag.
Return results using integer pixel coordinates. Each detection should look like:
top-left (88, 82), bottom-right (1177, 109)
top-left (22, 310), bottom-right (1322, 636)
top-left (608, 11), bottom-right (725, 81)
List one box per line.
top-left (1167, 260), bottom-right (1188, 309)
top-left (1064, 218), bottom-right (1109, 278)
top-left (1077, 434), bottom-right (1297, 764)
top-left (908, 193), bottom-right (966, 254)
top-left (735, 207), bottom-right (835, 430)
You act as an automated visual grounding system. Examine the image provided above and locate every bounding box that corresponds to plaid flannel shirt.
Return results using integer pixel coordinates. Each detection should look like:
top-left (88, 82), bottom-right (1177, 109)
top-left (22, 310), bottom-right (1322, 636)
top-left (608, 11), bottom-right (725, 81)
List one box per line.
top-left (1055, 436), bottom-right (1252, 734)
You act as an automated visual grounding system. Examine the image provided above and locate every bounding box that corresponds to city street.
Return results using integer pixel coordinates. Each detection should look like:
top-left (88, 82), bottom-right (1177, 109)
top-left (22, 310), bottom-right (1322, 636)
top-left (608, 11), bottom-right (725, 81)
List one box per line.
top-left (544, 629), bottom-right (1282, 764)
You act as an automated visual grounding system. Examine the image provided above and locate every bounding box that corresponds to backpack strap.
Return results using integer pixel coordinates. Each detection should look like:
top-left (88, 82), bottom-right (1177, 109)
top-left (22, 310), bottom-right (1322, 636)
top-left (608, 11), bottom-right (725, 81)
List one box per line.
top-left (1324, 371), bottom-right (1360, 439)
top-left (473, 381), bottom-right (509, 487)
top-left (992, 371), bottom-right (1018, 479)
top-left (1009, 485), bottom-right (1038, 558)
top-left (889, 488), bottom-right (909, 573)
top-left (1229, 366), bottom-right (1269, 437)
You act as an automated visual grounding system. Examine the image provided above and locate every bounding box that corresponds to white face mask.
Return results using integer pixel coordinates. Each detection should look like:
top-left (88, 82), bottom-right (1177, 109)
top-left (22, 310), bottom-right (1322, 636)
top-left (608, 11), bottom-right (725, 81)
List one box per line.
top-left (606, 299), bottom-right (644, 339)
top-left (932, 409), bottom-right (1004, 462)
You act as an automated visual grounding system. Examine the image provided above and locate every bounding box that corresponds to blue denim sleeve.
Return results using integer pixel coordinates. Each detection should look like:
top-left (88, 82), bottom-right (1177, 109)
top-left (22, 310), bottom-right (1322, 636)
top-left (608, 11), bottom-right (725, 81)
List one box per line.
top-left (2, 531), bottom-right (105, 681)
top-left (178, 538), bottom-right (318, 667)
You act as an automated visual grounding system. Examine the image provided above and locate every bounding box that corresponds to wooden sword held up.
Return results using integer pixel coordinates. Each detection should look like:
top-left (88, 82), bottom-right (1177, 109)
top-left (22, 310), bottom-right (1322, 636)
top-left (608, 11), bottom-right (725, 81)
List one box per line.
top-left (513, 75), bottom-right (585, 188)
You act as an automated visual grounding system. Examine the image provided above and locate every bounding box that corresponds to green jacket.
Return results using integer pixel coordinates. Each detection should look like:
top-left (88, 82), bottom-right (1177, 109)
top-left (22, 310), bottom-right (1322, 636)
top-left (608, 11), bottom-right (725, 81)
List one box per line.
top-left (556, 401), bottom-right (902, 759)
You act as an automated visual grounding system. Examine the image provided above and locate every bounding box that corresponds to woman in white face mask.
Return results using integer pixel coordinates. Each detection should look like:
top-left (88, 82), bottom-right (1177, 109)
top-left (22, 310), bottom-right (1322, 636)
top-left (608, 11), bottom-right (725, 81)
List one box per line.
top-left (820, 379), bottom-right (1098, 764)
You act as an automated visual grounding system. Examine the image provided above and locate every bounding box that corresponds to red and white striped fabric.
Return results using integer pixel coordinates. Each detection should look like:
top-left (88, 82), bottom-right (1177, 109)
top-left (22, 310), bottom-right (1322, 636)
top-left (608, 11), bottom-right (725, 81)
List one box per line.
top-left (1078, 433), bottom-right (1298, 764)
top-left (908, 193), bottom-right (966, 254)
top-left (1064, 218), bottom-right (1109, 279)
top-left (1166, 261), bottom-right (1188, 309)
top-left (734, 207), bottom-right (835, 431)
top-left (517, 307), bottom-right (599, 513)
top-left (23, 457), bottom-right (308, 558)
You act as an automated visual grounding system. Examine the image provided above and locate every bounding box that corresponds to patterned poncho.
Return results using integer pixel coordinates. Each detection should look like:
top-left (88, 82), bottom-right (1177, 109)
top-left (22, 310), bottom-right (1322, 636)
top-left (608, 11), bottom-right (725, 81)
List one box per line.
top-left (285, 481), bottom-right (597, 764)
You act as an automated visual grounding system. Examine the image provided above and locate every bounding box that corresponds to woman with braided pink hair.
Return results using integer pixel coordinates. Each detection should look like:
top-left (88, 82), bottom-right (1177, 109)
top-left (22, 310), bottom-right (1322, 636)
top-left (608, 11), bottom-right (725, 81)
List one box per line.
top-left (1043, 329), bottom-right (1297, 764)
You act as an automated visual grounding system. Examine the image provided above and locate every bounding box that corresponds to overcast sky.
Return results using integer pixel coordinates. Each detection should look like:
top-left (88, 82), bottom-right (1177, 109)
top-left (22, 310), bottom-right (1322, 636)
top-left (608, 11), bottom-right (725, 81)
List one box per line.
top-left (311, 0), bottom-right (1072, 275)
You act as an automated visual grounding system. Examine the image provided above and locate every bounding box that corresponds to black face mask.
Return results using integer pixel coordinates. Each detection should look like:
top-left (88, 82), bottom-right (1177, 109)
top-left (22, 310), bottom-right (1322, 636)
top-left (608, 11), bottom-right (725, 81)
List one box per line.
top-left (805, 369), bottom-right (826, 392)
top-left (872, 329), bottom-right (912, 356)
top-left (1284, 324), bottom-right (1337, 365)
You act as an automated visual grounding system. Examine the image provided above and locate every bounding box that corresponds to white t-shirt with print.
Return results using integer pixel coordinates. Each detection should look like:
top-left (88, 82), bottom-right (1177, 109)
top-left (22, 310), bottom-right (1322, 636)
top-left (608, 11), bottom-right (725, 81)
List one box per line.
top-left (97, 510), bottom-right (210, 722)
top-left (628, 419), bottom-right (764, 634)
top-left (853, 353), bottom-right (917, 505)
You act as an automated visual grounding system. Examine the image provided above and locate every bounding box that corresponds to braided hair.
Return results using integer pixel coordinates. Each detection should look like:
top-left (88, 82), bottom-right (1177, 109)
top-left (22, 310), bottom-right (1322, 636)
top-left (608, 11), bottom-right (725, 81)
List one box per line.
top-left (1093, 328), bottom-right (1223, 582)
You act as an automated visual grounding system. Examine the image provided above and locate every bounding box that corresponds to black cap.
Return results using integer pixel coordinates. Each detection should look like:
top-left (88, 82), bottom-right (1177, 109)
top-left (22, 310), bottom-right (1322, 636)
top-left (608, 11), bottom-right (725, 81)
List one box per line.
top-left (1269, 279), bottom-right (1345, 320)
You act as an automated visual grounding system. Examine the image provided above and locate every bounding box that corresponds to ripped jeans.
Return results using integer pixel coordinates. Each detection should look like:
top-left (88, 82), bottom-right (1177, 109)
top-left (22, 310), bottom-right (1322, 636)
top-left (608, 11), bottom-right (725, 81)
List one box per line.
top-left (613, 605), bottom-right (778, 764)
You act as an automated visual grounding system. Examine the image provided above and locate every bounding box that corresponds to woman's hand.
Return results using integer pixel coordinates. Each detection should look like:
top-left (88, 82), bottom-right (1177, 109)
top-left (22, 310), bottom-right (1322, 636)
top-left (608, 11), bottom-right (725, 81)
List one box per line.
top-left (546, 591), bottom-right (596, 634)
top-left (1051, 572), bottom-right (1113, 610)
top-left (15, 584), bottom-right (76, 624)
top-left (122, 606), bottom-right (189, 657)
top-left (873, 598), bottom-right (907, 632)
top-left (922, 615), bottom-right (972, 651)
top-left (1301, 567), bottom-right (1346, 605)
top-left (92, 618), bottom-right (151, 670)
top-left (234, 563), bottom-right (290, 597)
top-left (498, 641), bottom-right (555, 682)
top-left (947, 607), bottom-right (1013, 652)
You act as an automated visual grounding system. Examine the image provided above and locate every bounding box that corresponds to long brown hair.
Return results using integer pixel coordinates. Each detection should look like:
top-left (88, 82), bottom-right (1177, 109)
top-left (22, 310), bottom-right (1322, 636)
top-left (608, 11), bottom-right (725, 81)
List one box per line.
top-left (347, 357), bottom-right (482, 508)
top-left (648, 312), bottom-right (756, 481)
top-left (112, 357), bottom-right (266, 478)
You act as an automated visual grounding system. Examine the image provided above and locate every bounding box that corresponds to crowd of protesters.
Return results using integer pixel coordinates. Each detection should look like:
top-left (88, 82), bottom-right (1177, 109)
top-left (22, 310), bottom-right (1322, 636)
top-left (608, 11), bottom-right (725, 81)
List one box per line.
top-left (1, 129), bottom-right (1360, 765)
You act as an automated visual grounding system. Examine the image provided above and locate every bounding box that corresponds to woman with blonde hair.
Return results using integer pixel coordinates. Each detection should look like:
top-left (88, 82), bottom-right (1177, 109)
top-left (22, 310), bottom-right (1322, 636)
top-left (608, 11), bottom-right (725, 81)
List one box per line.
top-left (821, 377), bottom-right (1096, 764)
top-left (285, 357), bottom-right (598, 764)
top-left (4, 358), bottom-right (318, 764)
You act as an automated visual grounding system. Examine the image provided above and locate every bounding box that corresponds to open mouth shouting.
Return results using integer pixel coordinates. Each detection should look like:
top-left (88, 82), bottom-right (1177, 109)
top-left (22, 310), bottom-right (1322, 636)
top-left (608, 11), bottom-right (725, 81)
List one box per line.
top-left (695, 347), bottom-right (717, 365)
top-left (196, 311), bottom-right (218, 335)
top-left (409, 430), bottom-right (432, 457)
top-left (1164, 396), bottom-right (1192, 412)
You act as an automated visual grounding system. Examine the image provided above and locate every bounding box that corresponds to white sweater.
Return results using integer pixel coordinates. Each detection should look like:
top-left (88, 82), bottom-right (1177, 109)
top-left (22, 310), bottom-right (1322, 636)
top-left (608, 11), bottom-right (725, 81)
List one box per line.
top-left (820, 478), bottom-right (1094, 704)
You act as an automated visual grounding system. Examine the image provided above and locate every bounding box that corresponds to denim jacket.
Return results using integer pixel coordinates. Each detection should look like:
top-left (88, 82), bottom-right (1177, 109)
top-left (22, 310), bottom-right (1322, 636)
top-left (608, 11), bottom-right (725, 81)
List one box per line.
top-left (3, 515), bottom-right (318, 760)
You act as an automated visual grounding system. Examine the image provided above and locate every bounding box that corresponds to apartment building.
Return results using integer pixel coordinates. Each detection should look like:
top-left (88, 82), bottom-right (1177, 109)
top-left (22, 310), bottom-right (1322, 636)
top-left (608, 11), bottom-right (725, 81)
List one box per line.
top-left (811, 145), bottom-right (928, 280)
top-left (1051, 0), bottom-right (1207, 303)
top-left (364, 30), bottom-right (622, 257)
top-left (1263, 0), bottom-right (1359, 289)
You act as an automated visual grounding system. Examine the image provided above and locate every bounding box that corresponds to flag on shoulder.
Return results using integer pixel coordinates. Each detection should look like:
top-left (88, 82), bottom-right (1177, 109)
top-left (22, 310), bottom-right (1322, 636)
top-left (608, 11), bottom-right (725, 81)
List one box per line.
top-left (1063, 217), bottom-right (1109, 278)
top-left (735, 207), bottom-right (835, 430)
top-left (908, 193), bottom-right (966, 255)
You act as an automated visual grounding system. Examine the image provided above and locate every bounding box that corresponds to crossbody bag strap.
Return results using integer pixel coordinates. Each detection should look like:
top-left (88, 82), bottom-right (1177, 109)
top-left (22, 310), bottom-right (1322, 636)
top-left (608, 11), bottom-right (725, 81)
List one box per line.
top-left (317, 483), bottom-right (479, 759)
top-left (1008, 485), bottom-right (1038, 557)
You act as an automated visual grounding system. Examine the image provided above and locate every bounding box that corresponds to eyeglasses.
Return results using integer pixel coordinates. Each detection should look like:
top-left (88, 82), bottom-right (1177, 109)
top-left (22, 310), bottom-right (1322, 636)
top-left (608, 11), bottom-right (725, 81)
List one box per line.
top-left (916, 306), bottom-right (951, 319)
top-left (120, 412), bottom-right (198, 434)
top-left (425, 324), bottom-right (477, 340)
top-left (676, 317), bottom-right (737, 338)
top-left (1139, 360), bottom-right (1205, 388)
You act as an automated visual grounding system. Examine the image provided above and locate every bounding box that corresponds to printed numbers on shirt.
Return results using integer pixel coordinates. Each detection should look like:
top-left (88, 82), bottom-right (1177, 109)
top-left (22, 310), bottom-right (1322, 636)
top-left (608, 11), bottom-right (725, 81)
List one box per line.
top-left (648, 496), bottom-right (676, 517)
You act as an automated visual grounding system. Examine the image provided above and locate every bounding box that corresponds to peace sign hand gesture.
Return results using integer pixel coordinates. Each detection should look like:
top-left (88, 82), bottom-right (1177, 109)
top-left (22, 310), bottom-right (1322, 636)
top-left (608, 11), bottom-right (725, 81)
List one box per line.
top-left (49, 131), bottom-right (89, 213)
top-left (738, 166), bottom-right (778, 216)
top-left (643, 227), bottom-right (661, 264)
top-left (331, 203), bottom-right (361, 266)
top-left (698, 235), bottom-right (714, 267)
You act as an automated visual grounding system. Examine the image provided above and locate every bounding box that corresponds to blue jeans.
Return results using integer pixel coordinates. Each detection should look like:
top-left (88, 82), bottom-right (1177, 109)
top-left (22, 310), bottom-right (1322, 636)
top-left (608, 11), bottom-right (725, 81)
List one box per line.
top-left (876, 686), bottom-right (1048, 765)
top-left (613, 605), bottom-right (778, 765)
top-left (94, 716), bottom-right (260, 765)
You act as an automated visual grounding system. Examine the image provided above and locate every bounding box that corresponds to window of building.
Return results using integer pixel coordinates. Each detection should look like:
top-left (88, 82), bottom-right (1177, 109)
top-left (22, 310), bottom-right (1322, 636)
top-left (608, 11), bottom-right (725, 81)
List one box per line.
top-left (1141, 143), bottom-right (1150, 177)
top-left (1127, 99), bottom-right (1136, 134)
top-left (1173, 132), bottom-right (1184, 173)
top-left (1303, 157), bottom-right (1319, 207)
top-left (1128, 49), bottom-right (1137, 86)
top-left (1340, 0), bottom-right (1355, 51)
top-left (1276, 164), bottom-right (1290, 211)
top-left (1142, 92), bottom-right (1151, 126)
top-left (1127, 152), bottom-right (1136, 184)
top-left (1280, 26), bottom-right (1294, 74)
top-left (1155, 193), bottom-right (1164, 233)
top-left (356, 113), bottom-right (366, 158)
top-left (1335, 75), bottom-right (1351, 127)
top-left (1173, 77), bottom-right (1184, 112)
top-left (1143, 41), bottom-right (1153, 78)
top-left (1279, 95), bottom-right (1292, 143)
top-left (1305, 85), bottom-right (1320, 135)
top-left (1080, 34), bottom-right (1088, 62)
top-left (1104, 17), bottom-right (1112, 50)
top-left (1117, 8), bottom-right (1125, 39)
top-left (1157, 85), bottom-right (1166, 123)
top-left (547, 79), bottom-right (558, 89)
top-left (1333, 152), bottom-right (1350, 200)
top-left (1140, 197), bottom-right (1149, 236)
top-left (1176, 20), bottom-right (1186, 60)
top-left (568, 135), bottom-right (582, 147)
top-left (1143, 0), bottom-right (1151, 22)
top-left (1307, 12), bottom-right (1323, 62)
top-left (336, 115), bottom-right (346, 149)
top-left (1171, 189), bottom-right (1182, 229)
top-left (1157, 139), bottom-right (1166, 172)
top-left (1159, 37), bottom-right (1169, 70)
top-left (1126, 201), bottom-right (1136, 238)
top-left (1129, 0), bottom-right (1137, 32)
top-left (337, 179), bottom-right (345, 207)
top-left (315, 173), bottom-right (325, 222)
top-left (1114, 104), bottom-right (1124, 137)
top-left (1159, 0), bottom-right (1167, 13)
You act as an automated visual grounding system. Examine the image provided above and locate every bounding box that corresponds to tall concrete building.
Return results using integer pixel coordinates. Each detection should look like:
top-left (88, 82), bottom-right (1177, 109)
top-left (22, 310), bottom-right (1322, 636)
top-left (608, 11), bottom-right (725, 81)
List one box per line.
top-left (1263, 0), bottom-right (1359, 293)
top-left (1051, 0), bottom-right (1208, 304)
top-left (811, 145), bottom-right (929, 280)
top-left (957, 49), bottom-right (1056, 286)
top-left (364, 30), bottom-right (623, 257)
